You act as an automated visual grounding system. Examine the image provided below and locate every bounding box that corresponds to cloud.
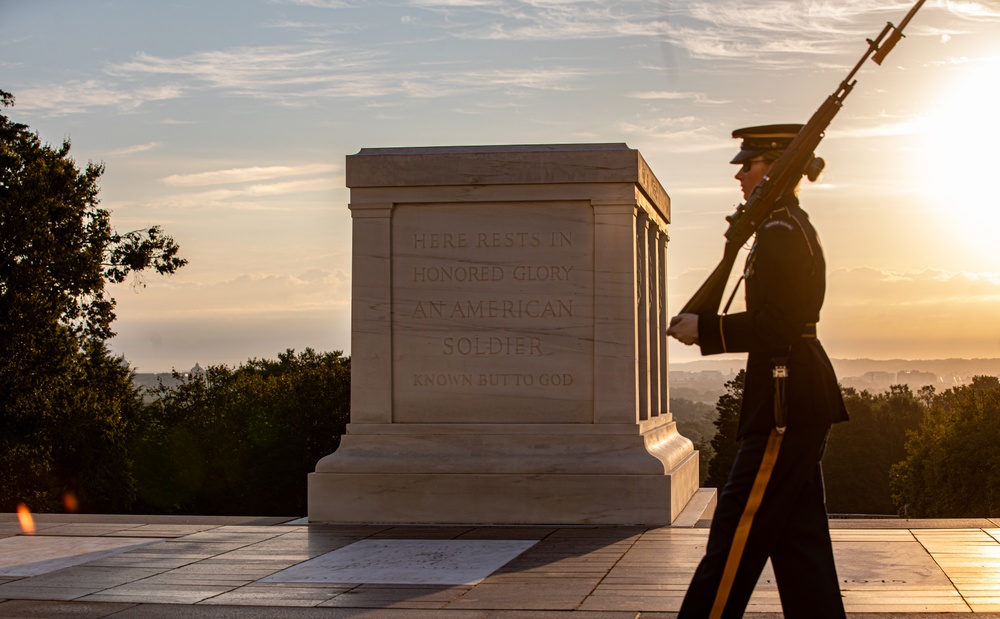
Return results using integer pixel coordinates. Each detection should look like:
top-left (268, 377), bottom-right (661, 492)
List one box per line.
top-left (113, 268), bottom-right (352, 317)
top-left (618, 116), bottom-right (729, 153)
top-left (16, 0), bottom-right (940, 118)
top-left (429, 3), bottom-right (679, 41)
top-left (275, 0), bottom-right (356, 7)
top-left (944, 0), bottom-right (1000, 19)
top-left (825, 118), bottom-right (926, 139)
top-left (102, 43), bottom-right (591, 106)
top-left (13, 81), bottom-right (183, 115)
top-left (821, 267), bottom-right (1000, 358)
top-left (108, 46), bottom-right (384, 91)
top-left (829, 267), bottom-right (1000, 303)
top-left (665, 1), bottom-right (920, 64)
top-left (400, 0), bottom-right (903, 63)
top-left (161, 163), bottom-right (341, 187)
top-left (685, 1), bottom-right (878, 35)
top-left (152, 177), bottom-right (343, 211)
top-left (142, 161), bottom-right (346, 211)
top-left (408, 0), bottom-right (502, 7)
top-left (109, 268), bottom-right (354, 370)
top-left (188, 177), bottom-right (339, 201)
top-left (626, 91), bottom-right (728, 105)
top-left (108, 142), bottom-right (162, 156)
top-left (669, 266), bottom-right (1000, 361)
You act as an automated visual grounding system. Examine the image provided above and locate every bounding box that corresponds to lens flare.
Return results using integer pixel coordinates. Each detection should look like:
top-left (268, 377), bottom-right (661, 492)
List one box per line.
top-left (917, 56), bottom-right (1000, 259)
top-left (63, 491), bottom-right (80, 513)
top-left (16, 503), bottom-right (35, 535)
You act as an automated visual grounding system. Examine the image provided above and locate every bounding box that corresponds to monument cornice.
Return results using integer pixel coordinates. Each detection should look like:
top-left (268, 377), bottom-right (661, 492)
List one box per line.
top-left (346, 143), bottom-right (669, 223)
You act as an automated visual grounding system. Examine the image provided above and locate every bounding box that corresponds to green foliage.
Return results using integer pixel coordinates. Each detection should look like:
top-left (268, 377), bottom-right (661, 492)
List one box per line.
top-left (704, 370), bottom-right (745, 490)
top-left (0, 335), bottom-right (145, 513)
top-left (0, 89), bottom-right (185, 512)
top-left (670, 397), bottom-right (717, 485)
top-left (890, 376), bottom-right (1000, 517)
top-left (823, 385), bottom-right (924, 514)
top-left (133, 349), bottom-right (350, 516)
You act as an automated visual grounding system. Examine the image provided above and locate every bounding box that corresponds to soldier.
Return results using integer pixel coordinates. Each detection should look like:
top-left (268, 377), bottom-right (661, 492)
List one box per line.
top-left (667, 124), bottom-right (850, 618)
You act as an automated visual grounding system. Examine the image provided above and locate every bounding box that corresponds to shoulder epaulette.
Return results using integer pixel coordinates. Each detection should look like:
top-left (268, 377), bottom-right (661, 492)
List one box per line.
top-left (761, 219), bottom-right (794, 232)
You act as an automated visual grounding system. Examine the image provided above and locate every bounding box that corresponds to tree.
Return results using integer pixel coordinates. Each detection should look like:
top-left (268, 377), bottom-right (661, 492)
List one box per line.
top-left (705, 370), bottom-right (745, 490)
top-left (671, 397), bottom-right (718, 485)
top-left (890, 376), bottom-right (1000, 517)
top-left (0, 89), bottom-right (186, 512)
top-left (132, 349), bottom-right (351, 516)
top-left (823, 385), bottom-right (924, 514)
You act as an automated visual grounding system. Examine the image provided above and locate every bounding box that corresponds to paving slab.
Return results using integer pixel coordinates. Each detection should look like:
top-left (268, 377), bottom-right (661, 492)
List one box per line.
top-left (0, 514), bottom-right (297, 526)
top-left (199, 583), bottom-right (352, 607)
top-left (830, 519), bottom-right (997, 529)
top-left (2, 515), bottom-right (1000, 616)
top-left (264, 539), bottom-right (538, 585)
top-left (0, 536), bottom-right (166, 577)
top-left (108, 604), bottom-right (494, 618)
top-left (317, 584), bottom-right (471, 609)
top-left (0, 599), bottom-right (137, 618)
top-left (78, 582), bottom-right (242, 605)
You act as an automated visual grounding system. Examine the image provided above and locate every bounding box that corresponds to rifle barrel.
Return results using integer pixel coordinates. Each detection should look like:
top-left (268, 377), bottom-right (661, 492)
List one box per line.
top-left (873, 0), bottom-right (927, 64)
top-left (897, 0), bottom-right (928, 32)
top-left (676, 0), bottom-right (927, 318)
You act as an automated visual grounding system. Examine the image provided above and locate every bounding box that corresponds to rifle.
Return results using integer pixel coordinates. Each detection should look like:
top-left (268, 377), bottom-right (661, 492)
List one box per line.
top-left (678, 0), bottom-right (926, 316)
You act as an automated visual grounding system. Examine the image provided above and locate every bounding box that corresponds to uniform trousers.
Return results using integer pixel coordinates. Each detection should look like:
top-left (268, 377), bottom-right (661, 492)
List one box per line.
top-left (678, 424), bottom-right (845, 619)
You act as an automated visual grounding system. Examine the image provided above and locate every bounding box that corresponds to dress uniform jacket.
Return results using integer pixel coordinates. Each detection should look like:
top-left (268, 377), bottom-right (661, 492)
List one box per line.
top-left (678, 193), bottom-right (850, 618)
top-left (696, 194), bottom-right (848, 437)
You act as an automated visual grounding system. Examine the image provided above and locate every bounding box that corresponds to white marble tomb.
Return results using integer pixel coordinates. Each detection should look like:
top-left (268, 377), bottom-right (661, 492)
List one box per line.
top-left (308, 144), bottom-right (699, 525)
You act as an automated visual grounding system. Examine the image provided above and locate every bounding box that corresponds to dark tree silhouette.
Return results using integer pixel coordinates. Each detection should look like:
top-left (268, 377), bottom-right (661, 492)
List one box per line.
top-left (0, 89), bottom-right (186, 512)
top-left (705, 370), bottom-right (745, 490)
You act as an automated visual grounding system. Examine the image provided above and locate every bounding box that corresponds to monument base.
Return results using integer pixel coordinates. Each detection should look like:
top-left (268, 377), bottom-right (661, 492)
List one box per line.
top-left (308, 419), bottom-right (699, 525)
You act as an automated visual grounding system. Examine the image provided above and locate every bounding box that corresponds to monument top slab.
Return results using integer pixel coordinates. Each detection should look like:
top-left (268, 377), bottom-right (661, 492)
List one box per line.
top-left (346, 143), bottom-right (668, 217)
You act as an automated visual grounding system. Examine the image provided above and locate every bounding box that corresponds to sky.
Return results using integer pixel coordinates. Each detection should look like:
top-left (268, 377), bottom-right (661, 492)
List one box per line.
top-left (2, 0), bottom-right (999, 372)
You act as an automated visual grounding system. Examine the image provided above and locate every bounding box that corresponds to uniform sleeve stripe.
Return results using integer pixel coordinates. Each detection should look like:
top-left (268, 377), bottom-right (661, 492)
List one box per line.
top-left (719, 316), bottom-right (728, 353)
top-left (787, 211), bottom-right (815, 258)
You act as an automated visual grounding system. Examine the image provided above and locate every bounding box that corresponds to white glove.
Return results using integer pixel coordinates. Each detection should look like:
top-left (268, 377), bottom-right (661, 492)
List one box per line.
top-left (667, 313), bottom-right (699, 346)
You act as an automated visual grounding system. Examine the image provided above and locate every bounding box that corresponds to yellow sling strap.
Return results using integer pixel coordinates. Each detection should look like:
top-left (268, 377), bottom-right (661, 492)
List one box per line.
top-left (708, 428), bottom-right (784, 619)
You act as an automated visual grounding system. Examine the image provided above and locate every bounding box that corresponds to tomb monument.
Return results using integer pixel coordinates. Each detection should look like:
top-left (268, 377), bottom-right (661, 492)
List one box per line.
top-left (308, 144), bottom-right (699, 525)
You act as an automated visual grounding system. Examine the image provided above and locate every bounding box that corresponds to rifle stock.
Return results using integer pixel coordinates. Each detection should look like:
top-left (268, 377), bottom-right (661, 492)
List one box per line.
top-left (679, 239), bottom-right (741, 315)
top-left (677, 0), bottom-right (925, 317)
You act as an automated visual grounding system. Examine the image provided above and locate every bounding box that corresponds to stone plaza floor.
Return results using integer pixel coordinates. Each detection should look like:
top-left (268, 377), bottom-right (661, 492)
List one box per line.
top-left (1, 511), bottom-right (1000, 618)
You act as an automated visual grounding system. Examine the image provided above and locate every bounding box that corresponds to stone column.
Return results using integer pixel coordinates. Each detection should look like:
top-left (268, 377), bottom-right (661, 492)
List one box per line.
top-left (308, 144), bottom-right (698, 525)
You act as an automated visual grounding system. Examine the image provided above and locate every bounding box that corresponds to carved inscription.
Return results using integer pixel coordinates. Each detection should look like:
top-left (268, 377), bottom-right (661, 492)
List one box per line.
top-left (391, 202), bottom-right (594, 424)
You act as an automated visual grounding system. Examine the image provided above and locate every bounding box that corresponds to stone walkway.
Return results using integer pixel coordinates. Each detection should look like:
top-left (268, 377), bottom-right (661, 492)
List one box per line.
top-left (1, 513), bottom-right (999, 618)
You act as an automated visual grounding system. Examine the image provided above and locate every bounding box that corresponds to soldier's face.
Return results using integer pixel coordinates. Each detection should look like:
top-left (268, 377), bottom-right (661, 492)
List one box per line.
top-left (735, 157), bottom-right (773, 201)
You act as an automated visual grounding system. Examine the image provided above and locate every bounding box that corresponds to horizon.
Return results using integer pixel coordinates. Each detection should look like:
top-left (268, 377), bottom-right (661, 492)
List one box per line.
top-left (130, 354), bottom-right (1000, 377)
top-left (3, 1), bottom-right (999, 371)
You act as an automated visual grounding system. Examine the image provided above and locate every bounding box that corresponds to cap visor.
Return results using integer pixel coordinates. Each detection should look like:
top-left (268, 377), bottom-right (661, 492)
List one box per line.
top-left (730, 149), bottom-right (762, 164)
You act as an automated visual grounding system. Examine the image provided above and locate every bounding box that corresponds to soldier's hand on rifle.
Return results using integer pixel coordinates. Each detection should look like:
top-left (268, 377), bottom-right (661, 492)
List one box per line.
top-left (667, 313), bottom-right (699, 346)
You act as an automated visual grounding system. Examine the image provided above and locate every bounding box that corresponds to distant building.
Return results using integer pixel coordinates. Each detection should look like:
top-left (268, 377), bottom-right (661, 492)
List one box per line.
top-left (840, 371), bottom-right (897, 393)
top-left (896, 370), bottom-right (939, 390)
top-left (865, 371), bottom-right (896, 384)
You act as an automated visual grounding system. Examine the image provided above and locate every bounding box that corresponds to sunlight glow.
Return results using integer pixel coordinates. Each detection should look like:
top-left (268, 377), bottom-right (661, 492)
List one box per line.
top-left (945, 0), bottom-right (1000, 19)
top-left (917, 55), bottom-right (1000, 259)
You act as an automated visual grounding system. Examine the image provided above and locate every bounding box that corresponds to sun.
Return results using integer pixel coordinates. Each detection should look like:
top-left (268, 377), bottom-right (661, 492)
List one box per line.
top-left (917, 56), bottom-right (1000, 254)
